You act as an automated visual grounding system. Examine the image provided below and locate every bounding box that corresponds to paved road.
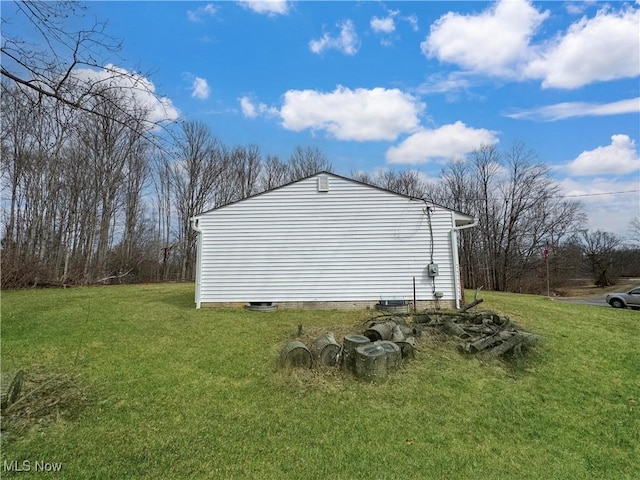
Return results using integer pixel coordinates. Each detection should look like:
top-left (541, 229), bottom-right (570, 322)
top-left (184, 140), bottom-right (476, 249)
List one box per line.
top-left (554, 296), bottom-right (609, 307)
top-left (555, 280), bottom-right (640, 308)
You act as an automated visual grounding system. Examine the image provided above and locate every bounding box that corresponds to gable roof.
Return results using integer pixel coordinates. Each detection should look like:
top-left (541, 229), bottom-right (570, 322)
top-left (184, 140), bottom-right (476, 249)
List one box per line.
top-left (193, 171), bottom-right (475, 223)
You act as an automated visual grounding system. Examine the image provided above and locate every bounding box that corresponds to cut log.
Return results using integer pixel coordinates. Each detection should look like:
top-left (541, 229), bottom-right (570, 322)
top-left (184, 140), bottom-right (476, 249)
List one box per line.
top-left (279, 341), bottom-right (312, 368)
top-left (442, 319), bottom-right (471, 338)
top-left (463, 331), bottom-right (513, 354)
top-left (412, 314), bottom-right (435, 324)
top-left (386, 316), bottom-right (408, 326)
top-left (459, 298), bottom-right (484, 312)
top-left (343, 334), bottom-right (371, 373)
top-left (395, 337), bottom-right (416, 359)
top-left (364, 321), bottom-right (396, 341)
top-left (399, 325), bottom-right (417, 337)
top-left (493, 316), bottom-right (511, 329)
top-left (355, 343), bottom-right (387, 382)
top-left (462, 325), bottom-right (497, 335)
top-left (391, 325), bottom-right (405, 342)
top-left (310, 332), bottom-right (341, 366)
top-left (489, 332), bottom-right (539, 357)
top-left (378, 341), bottom-right (402, 371)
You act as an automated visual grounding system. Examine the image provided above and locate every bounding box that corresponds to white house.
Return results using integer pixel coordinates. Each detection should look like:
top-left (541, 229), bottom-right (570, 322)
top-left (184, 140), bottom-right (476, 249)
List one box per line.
top-left (191, 172), bottom-right (476, 309)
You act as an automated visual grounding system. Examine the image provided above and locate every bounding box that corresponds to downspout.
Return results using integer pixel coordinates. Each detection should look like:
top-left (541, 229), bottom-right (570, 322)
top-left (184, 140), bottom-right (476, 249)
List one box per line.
top-left (190, 217), bottom-right (203, 309)
top-left (451, 217), bottom-right (478, 309)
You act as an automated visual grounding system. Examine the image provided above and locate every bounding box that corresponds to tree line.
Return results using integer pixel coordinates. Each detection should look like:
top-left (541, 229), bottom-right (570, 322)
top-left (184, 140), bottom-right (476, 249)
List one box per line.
top-left (3, 79), bottom-right (637, 291)
top-left (353, 153), bottom-right (640, 293)
top-left (2, 1), bottom-right (638, 291)
top-left (0, 81), bottom-right (334, 286)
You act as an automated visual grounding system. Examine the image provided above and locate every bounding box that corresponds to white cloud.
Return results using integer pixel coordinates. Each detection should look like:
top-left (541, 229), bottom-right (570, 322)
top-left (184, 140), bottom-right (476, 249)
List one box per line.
top-left (405, 14), bottom-right (419, 32)
top-left (370, 9), bottom-right (419, 46)
top-left (525, 6), bottom-right (640, 89)
top-left (73, 64), bottom-right (179, 126)
top-left (507, 97), bottom-right (640, 121)
top-left (371, 15), bottom-right (395, 34)
top-left (191, 77), bottom-right (210, 100)
top-left (386, 121), bottom-right (499, 164)
top-left (309, 20), bottom-right (360, 56)
top-left (187, 4), bottom-right (217, 22)
top-left (565, 2), bottom-right (591, 16)
top-left (237, 0), bottom-right (289, 16)
top-left (239, 96), bottom-right (278, 118)
top-left (566, 135), bottom-right (640, 176)
top-left (416, 72), bottom-right (472, 95)
top-left (422, 1), bottom-right (639, 90)
top-left (240, 97), bottom-right (257, 118)
top-left (280, 86), bottom-right (423, 141)
top-left (422, 0), bottom-right (548, 77)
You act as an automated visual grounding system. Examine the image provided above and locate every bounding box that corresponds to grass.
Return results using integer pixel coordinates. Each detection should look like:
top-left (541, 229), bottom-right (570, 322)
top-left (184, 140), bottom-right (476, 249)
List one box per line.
top-left (1, 283), bottom-right (638, 479)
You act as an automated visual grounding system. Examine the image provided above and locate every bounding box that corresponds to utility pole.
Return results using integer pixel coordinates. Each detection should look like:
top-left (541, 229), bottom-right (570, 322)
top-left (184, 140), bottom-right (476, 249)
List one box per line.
top-left (544, 243), bottom-right (550, 298)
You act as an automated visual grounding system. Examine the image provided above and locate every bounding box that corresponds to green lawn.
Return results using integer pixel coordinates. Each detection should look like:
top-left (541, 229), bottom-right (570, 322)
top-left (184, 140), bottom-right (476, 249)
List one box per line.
top-left (1, 284), bottom-right (638, 479)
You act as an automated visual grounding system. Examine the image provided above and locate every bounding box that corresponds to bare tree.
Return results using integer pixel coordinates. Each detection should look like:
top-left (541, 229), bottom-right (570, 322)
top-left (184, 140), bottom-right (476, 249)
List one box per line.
top-left (216, 144), bottom-right (262, 204)
top-left (569, 230), bottom-right (623, 286)
top-left (74, 88), bottom-right (150, 281)
top-left (153, 154), bottom-right (175, 281)
top-left (351, 169), bottom-right (430, 198)
top-left (260, 155), bottom-right (289, 191)
top-left (0, 81), bottom-right (76, 285)
top-left (120, 139), bottom-right (151, 262)
top-left (435, 143), bottom-right (585, 292)
top-left (1, 77), bottom-right (158, 286)
top-left (432, 160), bottom-right (482, 288)
top-left (1, 1), bottom-right (171, 134)
top-left (1, 1), bottom-right (179, 287)
top-left (628, 216), bottom-right (640, 246)
top-left (469, 144), bottom-right (504, 290)
top-left (287, 146), bottom-right (332, 181)
top-left (1, 81), bottom-right (37, 256)
top-left (170, 121), bottom-right (225, 280)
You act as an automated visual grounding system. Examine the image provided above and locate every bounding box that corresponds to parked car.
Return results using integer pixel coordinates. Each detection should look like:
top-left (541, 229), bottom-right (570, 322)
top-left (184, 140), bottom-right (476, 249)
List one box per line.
top-left (606, 287), bottom-right (640, 310)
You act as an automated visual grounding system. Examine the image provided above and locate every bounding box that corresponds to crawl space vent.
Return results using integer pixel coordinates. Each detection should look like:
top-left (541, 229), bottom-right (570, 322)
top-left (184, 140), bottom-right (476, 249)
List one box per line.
top-left (317, 176), bottom-right (329, 192)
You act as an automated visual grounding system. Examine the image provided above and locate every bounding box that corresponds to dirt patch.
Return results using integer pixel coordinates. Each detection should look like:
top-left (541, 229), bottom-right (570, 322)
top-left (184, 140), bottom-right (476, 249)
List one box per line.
top-left (1, 368), bottom-right (90, 439)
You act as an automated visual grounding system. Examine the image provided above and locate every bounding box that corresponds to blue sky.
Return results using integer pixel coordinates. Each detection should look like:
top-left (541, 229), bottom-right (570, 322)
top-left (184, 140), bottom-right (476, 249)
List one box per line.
top-left (5, 0), bottom-right (640, 236)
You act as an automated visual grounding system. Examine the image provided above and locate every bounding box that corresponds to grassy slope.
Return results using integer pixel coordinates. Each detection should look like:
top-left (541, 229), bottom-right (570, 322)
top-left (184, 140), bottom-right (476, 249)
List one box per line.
top-left (1, 284), bottom-right (638, 479)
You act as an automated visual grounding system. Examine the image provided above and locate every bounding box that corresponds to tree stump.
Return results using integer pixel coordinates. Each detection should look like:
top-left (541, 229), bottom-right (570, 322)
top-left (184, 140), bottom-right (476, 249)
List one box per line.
top-left (343, 335), bottom-right (371, 373)
top-left (395, 337), bottom-right (416, 359)
top-left (310, 332), bottom-right (341, 366)
top-left (355, 343), bottom-right (388, 382)
top-left (378, 341), bottom-right (402, 372)
top-left (279, 341), bottom-right (312, 368)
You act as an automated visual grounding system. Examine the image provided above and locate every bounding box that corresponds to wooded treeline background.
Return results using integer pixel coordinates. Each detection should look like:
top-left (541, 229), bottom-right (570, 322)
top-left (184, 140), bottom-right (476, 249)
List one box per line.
top-left (3, 80), bottom-right (639, 292)
top-left (2, 1), bottom-right (639, 293)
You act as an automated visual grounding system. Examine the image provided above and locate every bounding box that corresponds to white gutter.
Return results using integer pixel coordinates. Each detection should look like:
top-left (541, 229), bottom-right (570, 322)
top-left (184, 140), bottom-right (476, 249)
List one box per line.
top-left (190, 217), bottom-right (203, 309)
top-left (451, 217), bottom-right (478, 309)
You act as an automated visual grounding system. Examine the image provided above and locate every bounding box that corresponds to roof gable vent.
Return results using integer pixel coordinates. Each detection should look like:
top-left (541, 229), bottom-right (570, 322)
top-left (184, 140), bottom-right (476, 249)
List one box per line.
top-left (317, 175), bottom-right (329, 192)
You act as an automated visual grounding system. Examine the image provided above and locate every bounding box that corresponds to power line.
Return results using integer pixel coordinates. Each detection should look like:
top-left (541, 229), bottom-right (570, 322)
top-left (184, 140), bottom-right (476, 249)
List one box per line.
top-left (440, 189), bottom-right (640, 201)
top-left (556, 189), bottom-right (640, 198)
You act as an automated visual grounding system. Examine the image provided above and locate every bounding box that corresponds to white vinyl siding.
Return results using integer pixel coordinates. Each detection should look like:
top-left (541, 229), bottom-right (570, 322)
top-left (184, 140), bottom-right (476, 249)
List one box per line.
top-left (194, 174), bottom-right (462, 304)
